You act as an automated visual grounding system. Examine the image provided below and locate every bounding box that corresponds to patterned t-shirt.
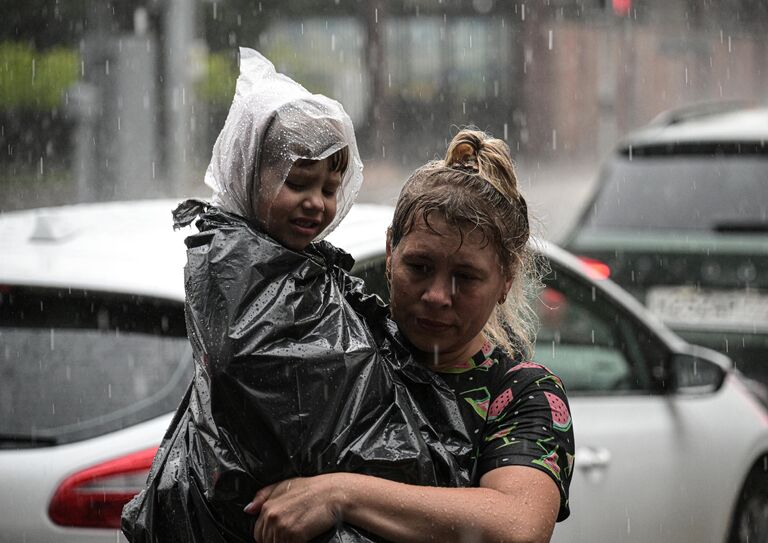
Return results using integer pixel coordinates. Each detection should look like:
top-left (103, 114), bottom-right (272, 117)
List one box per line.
top-left (437, 340), bottom-right (575, 521)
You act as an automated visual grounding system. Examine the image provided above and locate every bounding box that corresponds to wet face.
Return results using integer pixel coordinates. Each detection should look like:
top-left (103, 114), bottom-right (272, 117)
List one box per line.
top-left (386, 214), bottom-right (512, 369)
top-left (259, 158), bottom-right (341, 251)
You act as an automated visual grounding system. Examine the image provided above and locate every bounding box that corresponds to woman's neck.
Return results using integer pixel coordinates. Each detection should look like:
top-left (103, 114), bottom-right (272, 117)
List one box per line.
top-left (416, 335), bottom-right (487, 371)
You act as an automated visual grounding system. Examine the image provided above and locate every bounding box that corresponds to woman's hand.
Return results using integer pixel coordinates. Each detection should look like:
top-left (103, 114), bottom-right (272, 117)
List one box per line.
top-left (244, 474), bottom-right (347, 543)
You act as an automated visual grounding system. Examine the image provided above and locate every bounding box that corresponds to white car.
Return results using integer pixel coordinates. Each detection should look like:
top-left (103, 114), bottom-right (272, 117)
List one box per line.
top-left (1, 200), bottom-right (766, 543)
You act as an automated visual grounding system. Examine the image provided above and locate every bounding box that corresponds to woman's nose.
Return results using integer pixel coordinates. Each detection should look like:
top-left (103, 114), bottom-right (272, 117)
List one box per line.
top-left (421, 276), bottom-right (453, 307)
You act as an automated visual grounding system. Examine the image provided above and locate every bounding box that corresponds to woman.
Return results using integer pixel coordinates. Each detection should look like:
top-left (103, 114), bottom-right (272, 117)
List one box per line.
top-left (244, 130), bottom-right (575, 543)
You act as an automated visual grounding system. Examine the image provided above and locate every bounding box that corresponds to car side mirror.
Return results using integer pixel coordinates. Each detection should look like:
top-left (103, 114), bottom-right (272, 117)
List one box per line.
top-left (669, 347), bottom-right (729, 394)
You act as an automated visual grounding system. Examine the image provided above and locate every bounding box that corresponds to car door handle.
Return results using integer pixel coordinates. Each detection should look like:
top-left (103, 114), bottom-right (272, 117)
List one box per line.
top-left (576, 446), bottom-right (611, 470)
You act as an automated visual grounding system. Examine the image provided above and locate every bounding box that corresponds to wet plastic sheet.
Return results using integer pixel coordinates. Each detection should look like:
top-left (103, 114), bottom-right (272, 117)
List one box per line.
top-left (121, 201), bottom-right (473, 542)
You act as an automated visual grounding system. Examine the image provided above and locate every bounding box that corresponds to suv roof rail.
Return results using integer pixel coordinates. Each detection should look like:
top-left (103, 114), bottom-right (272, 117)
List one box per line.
top-left (648, 99), bottom-right (755, 126)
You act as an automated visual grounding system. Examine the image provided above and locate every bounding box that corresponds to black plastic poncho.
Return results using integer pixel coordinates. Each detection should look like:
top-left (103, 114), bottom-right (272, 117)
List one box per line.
top-left (121, 201), bottom-right (473, 542)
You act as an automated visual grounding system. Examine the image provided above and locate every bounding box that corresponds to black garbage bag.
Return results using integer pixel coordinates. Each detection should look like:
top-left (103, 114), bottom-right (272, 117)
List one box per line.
top-left (121, 200), bottom-right (474, 542)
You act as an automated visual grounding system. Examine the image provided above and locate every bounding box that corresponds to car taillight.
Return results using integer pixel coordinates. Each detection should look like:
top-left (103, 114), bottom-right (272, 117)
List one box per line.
top-left (48, 447), bottom-right (158, 529)
top-left (579, 256), bottom-right (611, 280)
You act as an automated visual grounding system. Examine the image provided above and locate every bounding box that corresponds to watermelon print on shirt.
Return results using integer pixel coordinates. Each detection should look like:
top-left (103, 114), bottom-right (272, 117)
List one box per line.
top-left (438, 341), bottom-right (575, 522)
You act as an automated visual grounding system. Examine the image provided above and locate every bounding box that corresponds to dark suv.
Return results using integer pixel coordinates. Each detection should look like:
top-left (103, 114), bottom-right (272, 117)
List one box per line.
top-left (565, 103), bottom-right (768, 384)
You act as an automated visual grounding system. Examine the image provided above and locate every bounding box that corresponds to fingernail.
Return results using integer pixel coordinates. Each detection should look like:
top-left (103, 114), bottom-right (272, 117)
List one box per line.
top-left (243, 503), bottom-right (254, 514)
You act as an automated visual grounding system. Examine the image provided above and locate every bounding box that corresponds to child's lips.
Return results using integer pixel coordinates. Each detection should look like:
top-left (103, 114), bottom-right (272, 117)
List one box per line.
top-left (290, 217), bottom-right (321, 235)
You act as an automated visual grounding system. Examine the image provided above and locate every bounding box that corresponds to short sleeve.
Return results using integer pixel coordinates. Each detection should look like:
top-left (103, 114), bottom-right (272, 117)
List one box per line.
top-left (476, 360), bottom-right (575, 521)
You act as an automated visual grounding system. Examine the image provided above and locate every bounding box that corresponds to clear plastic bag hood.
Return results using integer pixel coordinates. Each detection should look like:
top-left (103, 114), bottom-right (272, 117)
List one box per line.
top-left (204, 47), bottom-right (363, 238)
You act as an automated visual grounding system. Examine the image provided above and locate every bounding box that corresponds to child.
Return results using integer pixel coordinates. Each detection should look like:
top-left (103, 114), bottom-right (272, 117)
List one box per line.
top-left (122, 49), bottom-right (471, 543)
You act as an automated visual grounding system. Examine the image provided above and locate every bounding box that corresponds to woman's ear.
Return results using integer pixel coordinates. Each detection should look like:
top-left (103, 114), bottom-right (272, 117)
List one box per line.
top-left (499, 275), bottom-right (513, 305)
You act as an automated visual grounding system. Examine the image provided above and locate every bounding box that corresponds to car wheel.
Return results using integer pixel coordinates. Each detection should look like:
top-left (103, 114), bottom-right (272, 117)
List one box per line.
top-left (729, 463), bottom-right (768, 543)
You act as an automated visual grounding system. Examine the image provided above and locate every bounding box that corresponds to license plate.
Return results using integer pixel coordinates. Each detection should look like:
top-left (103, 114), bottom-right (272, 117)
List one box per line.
top-left (646, 286), bottom-right (768, 332)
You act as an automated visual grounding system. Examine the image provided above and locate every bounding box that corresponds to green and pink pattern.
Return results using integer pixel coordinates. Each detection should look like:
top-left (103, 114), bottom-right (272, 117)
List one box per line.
top-left (488, 387), bottom-right (514, 421)
top-left (463, 387), bottom-right (491, 419)
top-left (532, 436), bottom-right (562, 481)
top-left (544, 391), bottom-right (572, 432)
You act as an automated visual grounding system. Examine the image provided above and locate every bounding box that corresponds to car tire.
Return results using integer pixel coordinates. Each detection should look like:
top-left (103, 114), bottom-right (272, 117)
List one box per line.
top-left (729, 461), bottom-right (768, 543)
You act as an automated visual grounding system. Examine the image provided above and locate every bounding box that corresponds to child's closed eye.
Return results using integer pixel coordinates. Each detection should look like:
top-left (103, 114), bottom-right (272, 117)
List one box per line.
top-left (285, 181), bottom-right (306, 191)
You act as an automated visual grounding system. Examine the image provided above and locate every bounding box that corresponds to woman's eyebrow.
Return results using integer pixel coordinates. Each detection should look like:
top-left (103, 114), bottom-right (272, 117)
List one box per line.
top-left (454, 262), bottom-right (485, 273)
top-left (400, 249), bottom-right (431, 260)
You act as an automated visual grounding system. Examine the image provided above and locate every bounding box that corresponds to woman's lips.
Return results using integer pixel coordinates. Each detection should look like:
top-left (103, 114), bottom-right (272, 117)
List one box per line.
top-left (415, 317), bottom-right (451, 332)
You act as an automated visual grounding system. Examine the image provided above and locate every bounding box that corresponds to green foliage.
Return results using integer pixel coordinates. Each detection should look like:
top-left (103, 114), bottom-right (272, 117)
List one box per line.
top-left (197, 51), bottom-right (237, 106)
top-left (0, 42), bottom-right (79, 110)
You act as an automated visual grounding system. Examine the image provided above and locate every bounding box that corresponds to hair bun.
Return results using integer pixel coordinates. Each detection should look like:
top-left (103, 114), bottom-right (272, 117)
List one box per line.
top-left (449, 142), bottom-right (479, 171)
top-left (445, 129), bottom-right (520, 202)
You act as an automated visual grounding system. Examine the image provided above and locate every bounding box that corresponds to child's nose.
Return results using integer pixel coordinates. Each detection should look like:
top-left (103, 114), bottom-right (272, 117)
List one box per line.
top-left (302, 191), bottom-right (324, 211)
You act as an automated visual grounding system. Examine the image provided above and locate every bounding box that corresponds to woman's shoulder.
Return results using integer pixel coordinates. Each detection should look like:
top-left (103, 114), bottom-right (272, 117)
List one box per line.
top-left (488, 347), bottom-right (567, 393)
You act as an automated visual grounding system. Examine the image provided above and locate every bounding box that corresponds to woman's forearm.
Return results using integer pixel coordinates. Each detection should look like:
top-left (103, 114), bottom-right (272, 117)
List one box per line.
top-left (334, 468), bottom-right (559, 543)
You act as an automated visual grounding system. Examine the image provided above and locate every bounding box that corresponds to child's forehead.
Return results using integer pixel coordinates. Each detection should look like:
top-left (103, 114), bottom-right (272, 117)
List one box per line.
top-left (288, 158), bottom-right (342, 184)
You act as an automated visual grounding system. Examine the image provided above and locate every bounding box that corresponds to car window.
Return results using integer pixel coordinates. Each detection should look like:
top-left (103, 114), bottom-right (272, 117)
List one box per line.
top-left (0, 286), bottom-right (192, 447)
top-left (534, 267), bottom-right (657, 395)
top-left (583, 149), bottom-right (768, 231)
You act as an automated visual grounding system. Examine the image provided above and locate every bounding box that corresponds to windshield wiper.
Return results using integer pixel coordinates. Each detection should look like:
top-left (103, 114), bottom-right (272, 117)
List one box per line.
top-left (713, 220), bottom-right (768, 233)
top-left (0, 432), bottom-right (58, 448)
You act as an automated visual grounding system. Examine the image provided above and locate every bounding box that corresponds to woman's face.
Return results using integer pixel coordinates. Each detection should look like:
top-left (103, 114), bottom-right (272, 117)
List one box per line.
top-left (386, 214), bottom-right (512, 368)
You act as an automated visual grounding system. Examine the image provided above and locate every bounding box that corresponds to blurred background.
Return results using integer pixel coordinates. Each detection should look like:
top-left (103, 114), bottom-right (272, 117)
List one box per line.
top-left (1, 0), bottom-right (766, 239)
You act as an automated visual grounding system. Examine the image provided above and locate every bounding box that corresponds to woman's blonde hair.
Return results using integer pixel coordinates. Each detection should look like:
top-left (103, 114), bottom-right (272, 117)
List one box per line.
top-left (389, 129), bottom-right (541, 357)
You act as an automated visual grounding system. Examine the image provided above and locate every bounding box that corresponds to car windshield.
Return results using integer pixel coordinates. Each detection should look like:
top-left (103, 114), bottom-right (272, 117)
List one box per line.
top-left (0, 287), bottom-right (191, 447)
top-left (582, 149), bottom-right (768, 232)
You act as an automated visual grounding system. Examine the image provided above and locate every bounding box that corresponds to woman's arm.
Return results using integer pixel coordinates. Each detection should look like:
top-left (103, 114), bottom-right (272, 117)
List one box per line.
top-left (246, 465), bottom-right (560, 543)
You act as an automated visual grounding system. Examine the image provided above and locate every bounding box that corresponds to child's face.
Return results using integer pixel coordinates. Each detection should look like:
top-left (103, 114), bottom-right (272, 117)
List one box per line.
top-left (259, 157), bottom-right (341, 251)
